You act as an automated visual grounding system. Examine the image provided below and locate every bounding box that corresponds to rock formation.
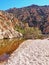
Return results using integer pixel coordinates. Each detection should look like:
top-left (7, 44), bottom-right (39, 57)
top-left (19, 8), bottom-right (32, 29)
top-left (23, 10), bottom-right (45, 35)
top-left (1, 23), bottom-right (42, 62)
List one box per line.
top-left (4, 39), bottom-right (49, 65)
top-left (0, 11), bottom-right (22, 39)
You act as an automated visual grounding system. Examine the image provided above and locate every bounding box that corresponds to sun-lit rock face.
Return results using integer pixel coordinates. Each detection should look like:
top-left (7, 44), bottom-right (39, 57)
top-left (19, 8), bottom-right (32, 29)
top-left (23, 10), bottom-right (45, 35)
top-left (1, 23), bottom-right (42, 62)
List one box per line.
top-left (0, 11), bottom-right (22, 39)
top-left (4, 39), bottom-right (49, 65)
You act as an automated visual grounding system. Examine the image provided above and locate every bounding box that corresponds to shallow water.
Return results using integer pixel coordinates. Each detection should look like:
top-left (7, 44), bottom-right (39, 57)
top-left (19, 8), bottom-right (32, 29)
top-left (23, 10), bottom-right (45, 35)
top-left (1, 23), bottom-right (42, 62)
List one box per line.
top-left (0, 38), bottom-right (24, 61)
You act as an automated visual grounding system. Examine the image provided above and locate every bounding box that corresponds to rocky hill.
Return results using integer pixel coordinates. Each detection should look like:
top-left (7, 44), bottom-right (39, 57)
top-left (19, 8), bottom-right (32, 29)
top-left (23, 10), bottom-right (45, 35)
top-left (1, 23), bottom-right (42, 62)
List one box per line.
top-left (6, 5), bottom-right (49, 34)
top-left (0, 11), bottom-right (22, 39)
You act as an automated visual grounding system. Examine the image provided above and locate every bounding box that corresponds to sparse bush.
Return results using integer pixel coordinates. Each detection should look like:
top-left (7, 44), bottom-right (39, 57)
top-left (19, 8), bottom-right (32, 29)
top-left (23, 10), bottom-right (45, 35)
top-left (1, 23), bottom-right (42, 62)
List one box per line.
top-left (15, 25), bottom-right (43, 39)
top-left (23, 27), bottom-right (43, 39)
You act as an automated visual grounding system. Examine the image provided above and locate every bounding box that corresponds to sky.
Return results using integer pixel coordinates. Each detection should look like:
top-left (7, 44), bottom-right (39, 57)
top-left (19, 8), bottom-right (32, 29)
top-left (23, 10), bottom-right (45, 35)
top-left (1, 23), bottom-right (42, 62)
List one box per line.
top-left (0, 0), bottom-right (49, 10)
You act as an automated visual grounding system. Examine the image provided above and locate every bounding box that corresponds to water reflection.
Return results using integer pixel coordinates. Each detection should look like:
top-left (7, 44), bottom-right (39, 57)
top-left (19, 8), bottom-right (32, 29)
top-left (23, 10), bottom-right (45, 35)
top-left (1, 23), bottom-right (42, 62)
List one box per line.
top-left (0, 38), bottom-right (24, 62)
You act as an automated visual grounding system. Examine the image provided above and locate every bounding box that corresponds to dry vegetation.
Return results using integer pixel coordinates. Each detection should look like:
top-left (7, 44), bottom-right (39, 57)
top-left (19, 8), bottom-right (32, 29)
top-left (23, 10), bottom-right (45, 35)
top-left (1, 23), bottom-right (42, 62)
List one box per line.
top-left (15, 25), bottom-right (43, 39)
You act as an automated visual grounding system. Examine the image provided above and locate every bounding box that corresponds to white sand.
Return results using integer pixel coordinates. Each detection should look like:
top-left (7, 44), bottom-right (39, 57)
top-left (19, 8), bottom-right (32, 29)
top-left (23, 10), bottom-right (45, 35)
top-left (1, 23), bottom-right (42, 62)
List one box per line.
top-left (3, 39), bottom-right (49, 65)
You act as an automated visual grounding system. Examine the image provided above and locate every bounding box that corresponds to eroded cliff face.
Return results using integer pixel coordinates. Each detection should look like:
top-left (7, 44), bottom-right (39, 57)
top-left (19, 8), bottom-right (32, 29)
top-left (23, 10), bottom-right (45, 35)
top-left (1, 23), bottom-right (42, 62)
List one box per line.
top-left (6, 5), bottom-right (49, 34)
top-left (0, 11), bottom-right (22, 39)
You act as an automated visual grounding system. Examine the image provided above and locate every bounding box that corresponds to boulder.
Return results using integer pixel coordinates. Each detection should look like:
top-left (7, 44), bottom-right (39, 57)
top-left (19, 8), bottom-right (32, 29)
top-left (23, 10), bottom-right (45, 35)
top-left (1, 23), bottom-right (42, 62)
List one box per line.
top-left (4, 39), bottom-right (49, 65)
top-left (0, 30), bottom-right (23, 39)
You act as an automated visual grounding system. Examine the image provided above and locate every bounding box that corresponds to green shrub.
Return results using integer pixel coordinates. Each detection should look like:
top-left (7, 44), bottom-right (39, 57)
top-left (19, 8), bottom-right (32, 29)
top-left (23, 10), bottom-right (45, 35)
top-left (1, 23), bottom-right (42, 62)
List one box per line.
top-left (23, 27), bottom-right (43, 39)
top-left (15, 25), bottom-right (25, 34)
top-left (15, 25), bottom-right (43, 39)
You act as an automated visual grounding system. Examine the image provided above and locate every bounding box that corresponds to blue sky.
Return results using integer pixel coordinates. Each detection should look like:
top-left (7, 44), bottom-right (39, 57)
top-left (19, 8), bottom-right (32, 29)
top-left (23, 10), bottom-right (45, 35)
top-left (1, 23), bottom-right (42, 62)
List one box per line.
top-left (0, 0), bottom-right (49, 10)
